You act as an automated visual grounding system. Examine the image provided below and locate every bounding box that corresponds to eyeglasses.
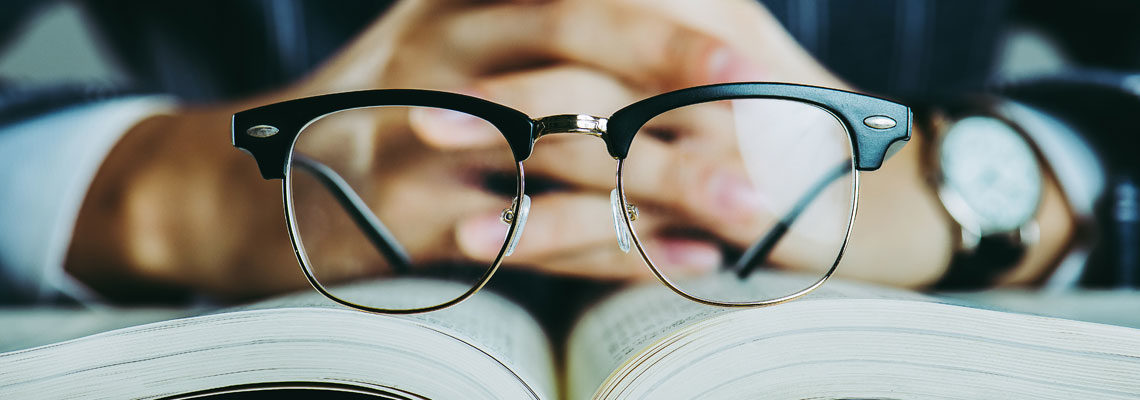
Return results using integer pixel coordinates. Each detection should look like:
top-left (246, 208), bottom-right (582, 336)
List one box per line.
top-left (232, 83), bottom-right (910, 314)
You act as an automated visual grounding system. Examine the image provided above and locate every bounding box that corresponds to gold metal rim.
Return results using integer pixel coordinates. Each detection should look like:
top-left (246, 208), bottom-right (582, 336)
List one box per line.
top-left (282, 159), bottom-right (526, 315)
top-left (614, 124), bottom-right (861, 308)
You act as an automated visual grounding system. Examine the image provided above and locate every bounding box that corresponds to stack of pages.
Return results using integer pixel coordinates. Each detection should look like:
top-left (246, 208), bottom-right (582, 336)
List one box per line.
top-left (2, 272), bottom-right (1138, 399)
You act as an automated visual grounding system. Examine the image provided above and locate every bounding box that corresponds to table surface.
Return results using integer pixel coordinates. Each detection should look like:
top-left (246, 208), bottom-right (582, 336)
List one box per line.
top-left (2, 289), bottom-right (1139, 353)
top-left (943, 289), bottom-right (1140, 329)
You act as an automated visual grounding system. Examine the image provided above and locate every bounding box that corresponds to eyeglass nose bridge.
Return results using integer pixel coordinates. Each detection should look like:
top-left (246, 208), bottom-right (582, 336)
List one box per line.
top-left (534, 114), bottom-right (608, 140)
top-left (531, 114), bottom-right (639, 253)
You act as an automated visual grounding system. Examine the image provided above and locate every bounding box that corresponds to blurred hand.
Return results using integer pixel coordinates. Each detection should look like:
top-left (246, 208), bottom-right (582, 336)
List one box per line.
top-left (609, 0), bottom-right (956, 286)
top-left (66, 0), bottom-right (979, 301)
top-left (462, 0), bottom-right (960, 288)
top-left (65, 0), bottom-right (780, 299)
top-left (568, 0), bottom-right (1066, 289)
top-left (288, 0), bottom-right (774, 283)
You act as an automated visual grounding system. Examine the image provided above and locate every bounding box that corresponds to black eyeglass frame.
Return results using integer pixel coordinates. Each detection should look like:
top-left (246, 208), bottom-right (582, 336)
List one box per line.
top-left (233, 82), bottom-right (911, 314)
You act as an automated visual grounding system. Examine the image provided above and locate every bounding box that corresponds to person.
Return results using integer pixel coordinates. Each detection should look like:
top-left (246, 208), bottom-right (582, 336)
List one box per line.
top-left (0, 0), bottom-right (1077, 304)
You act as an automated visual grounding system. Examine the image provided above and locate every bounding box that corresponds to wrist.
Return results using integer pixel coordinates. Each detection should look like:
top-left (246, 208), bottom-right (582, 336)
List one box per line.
top-left (65, 111), bottom-right (189, 300)
top-left (840, 125), bottom-right (956, 288)
top-left (65, 103), bottom-right (290, 300)
top-left (918, 102), bottom-right (1077, 289)
top-left (994, 170), bottom-right (1075, 286)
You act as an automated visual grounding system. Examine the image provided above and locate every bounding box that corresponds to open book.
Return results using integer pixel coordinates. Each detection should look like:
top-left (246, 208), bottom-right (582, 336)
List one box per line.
top-left (3, 272), bottom-right (1139, 399)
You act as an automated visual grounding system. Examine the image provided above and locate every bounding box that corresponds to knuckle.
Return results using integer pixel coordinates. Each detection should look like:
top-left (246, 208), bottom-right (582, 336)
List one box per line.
top-left (678, 157), bottom-right (713, 216)
top-left (624, 17), bottom-right (712, 87)
top-left (672, 30), bottom-right (721, 84)
top-left (538, 1), bottom-right (578, 53)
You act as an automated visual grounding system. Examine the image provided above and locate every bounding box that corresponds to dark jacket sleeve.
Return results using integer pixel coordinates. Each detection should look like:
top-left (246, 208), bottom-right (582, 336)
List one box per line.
top-left (0, 0), bottom-right (43, 49)
top-left (0, 1), bottom-right (141, 126)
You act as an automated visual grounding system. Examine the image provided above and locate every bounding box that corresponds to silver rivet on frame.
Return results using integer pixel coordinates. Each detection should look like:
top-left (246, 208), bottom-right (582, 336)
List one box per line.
top-left (246, 125), bottom-right (280, 138)
top-left (863, 116), bottom-right (896, 130)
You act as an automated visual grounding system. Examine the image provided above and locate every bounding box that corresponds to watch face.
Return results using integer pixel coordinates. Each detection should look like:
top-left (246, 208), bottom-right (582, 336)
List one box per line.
top-left (939, 116), bottom-right (1042, 233)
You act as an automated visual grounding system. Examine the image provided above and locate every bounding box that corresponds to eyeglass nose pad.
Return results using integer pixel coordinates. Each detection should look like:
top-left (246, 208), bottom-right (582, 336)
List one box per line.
top-left (610, 189), bottom-right (632, 253)
top-left (501, 194), bottom-right (531, 257)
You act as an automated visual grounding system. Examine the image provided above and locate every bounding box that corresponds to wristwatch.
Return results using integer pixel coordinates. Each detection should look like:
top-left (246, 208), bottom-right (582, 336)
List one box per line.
top-left (924, 102), bottom-right (1044, 289)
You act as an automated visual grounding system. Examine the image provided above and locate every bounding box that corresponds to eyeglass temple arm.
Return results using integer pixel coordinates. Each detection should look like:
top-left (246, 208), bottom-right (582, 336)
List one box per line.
top-left (291, 154), bottom-right (412, 274)
top-left (733, 160), bottom-right (852, 279)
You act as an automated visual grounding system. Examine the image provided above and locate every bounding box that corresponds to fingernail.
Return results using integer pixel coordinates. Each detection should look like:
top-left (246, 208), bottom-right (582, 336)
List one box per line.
top-left (408, 106), bottom-right (499, 148)
top-left (427, 86), bottom-right (485, 123)
top-left (709, 170), bottom-right (764, 217)
top-left (457, 213), bottom-right (510, 259)
top-left (660, 240), bottom-right (722, 273)
top-left (707, 47), bottom-right (766, 83)
top-left (419, 107), bottom-right (484, 125)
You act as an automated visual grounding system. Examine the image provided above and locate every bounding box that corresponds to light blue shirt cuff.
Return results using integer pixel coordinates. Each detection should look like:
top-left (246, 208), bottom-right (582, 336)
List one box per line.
top-left (0, 96), bottom-right (175, 303)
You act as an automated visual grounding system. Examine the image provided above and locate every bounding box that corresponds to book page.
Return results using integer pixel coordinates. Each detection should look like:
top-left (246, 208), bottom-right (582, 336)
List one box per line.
top-left (586, 298), bottom-right (1140, 399)
top-left (243, 278), bottom-right (557, 398)
top-left (1, 278), bottom-right (557, 400)
top-left (566, 271), bottom-right (925, 398)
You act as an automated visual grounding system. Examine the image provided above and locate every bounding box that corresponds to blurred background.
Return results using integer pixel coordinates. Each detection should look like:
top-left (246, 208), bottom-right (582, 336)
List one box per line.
top-left (0, 0), bottom-right (1138, 343)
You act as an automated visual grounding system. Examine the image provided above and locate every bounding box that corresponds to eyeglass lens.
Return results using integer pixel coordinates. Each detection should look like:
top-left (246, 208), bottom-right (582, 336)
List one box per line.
top-left (620, 98), bottom-right (856, 304)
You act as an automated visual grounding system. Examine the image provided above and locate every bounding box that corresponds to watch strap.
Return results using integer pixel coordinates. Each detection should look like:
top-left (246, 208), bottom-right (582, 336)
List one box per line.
top-left (933, 232), bottom-right (1026, 289)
